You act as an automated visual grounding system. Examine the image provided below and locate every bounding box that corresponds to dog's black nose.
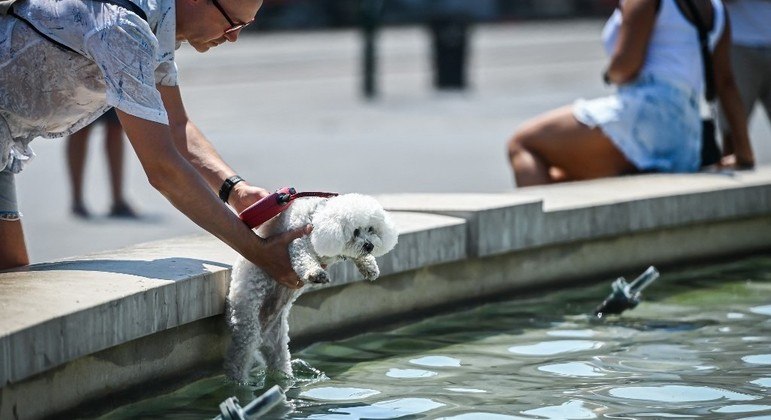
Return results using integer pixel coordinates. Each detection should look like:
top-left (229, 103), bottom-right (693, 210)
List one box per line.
top-left (363, 242), bottom-right (374, 253)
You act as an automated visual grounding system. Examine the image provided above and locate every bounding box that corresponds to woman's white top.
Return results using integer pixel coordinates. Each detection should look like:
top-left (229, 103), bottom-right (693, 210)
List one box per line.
top-left (0, 0), bottom-right (177, 172)
top-left (726, 0), bottom-right (771, 47)
top-left (601, 0), bottom-right (725, 94)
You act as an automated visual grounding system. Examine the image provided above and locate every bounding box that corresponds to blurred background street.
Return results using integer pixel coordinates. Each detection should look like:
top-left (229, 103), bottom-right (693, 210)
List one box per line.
top-left (16, 8), bottom-right (771, 263)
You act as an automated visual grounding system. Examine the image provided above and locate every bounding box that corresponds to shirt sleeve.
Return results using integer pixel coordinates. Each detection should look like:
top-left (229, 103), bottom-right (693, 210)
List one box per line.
top-left (83, 14), bottom-right (169, 125)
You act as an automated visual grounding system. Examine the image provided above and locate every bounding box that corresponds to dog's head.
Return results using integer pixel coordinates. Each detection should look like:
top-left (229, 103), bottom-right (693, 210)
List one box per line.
top-left (310, 194), bottom-right (398, 258)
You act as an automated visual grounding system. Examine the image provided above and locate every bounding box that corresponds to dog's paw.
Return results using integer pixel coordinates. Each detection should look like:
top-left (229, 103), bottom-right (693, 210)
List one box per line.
top-left (359, 264), bottom-right (380, 281)
top-left (306, 269), bottom-right (330, 284)
top-left (355, 256), bottom-right (380, 281)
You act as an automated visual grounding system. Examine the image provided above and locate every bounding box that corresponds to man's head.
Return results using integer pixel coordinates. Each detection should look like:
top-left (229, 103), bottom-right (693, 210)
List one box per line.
top-left (176, 0), bottom-right (263, 52)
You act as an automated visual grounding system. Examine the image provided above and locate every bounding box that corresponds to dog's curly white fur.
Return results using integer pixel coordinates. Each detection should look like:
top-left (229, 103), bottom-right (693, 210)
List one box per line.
top-left (224, 194), bottom-right (398, 382)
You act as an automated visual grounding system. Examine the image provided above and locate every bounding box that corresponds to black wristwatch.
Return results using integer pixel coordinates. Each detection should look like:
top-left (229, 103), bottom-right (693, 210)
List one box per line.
top-left (219, 175), bottom-right (244, 203)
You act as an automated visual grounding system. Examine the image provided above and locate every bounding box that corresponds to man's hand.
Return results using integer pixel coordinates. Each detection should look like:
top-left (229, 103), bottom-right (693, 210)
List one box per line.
top-left (252, 224), bottom-right (312, 290)
top-left (229, 182), bottom-right (271, 214)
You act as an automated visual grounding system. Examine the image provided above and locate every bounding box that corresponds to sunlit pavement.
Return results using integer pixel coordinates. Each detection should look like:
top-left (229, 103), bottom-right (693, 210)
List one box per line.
top-left (17, 20), bottom-right (771, 263)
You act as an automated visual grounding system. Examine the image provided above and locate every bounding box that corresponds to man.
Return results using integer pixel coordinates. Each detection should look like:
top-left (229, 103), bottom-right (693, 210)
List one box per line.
top-left (0, 0), bottom-right (308, 289)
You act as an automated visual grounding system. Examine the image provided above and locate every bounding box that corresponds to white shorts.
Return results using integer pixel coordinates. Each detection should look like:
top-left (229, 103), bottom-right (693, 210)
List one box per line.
top-left (574, 74), bottom-right (702, 173)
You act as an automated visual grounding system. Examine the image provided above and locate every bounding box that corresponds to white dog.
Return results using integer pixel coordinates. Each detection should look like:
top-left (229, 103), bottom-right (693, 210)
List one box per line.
top-left (224, 193), bottom-right (398, 383)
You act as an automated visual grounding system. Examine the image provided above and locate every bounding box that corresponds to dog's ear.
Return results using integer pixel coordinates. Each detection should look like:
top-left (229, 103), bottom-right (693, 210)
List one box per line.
top-left (310, 210), bottom-right (346, 257)
top-left (373, 211), bottom-right (399, 256)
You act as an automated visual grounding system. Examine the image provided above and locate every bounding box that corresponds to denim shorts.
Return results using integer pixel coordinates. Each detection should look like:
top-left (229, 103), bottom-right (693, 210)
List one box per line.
top-left (0, 167), bottom-right (20, 221)
top-left (573, 74), bottom-right (702, 173)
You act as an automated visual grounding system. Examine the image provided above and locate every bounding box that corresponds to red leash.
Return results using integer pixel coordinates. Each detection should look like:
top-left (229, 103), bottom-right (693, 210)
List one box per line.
top-left (238, 187), bottom-right (338, 229)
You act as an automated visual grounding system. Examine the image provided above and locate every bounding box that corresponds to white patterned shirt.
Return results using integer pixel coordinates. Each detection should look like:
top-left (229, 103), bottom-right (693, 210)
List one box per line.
top-left (0, 0), bottom-right (178, 173)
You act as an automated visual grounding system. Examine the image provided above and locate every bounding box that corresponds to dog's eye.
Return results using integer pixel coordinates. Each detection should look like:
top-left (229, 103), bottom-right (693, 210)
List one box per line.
top-left (353, 228), bottom-right (360, 237)
top-left (368, 227), bottom-right (375, 234)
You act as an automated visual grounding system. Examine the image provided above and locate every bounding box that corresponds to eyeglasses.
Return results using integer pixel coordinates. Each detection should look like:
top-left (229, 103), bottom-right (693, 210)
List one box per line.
top-left (211, 0), bottom-right (255, 35)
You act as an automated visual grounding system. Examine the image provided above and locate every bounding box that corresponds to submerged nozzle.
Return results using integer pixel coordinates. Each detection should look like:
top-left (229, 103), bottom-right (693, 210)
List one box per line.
top-left (593, 266), bottom-right (660, 318)
top-left (215, 385), bottom-right (286, 420)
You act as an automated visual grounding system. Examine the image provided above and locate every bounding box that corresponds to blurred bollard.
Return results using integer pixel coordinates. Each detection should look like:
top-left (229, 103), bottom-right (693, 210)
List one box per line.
top-left (360, 0), bottom-right (384, 99)
top-left (429, 13), bottom-right (469, 90)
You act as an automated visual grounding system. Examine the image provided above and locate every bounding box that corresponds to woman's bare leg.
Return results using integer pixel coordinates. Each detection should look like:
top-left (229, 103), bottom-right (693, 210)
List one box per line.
top-left (507, 105), bottom-right (637, 187)
top-left (0, 220), bottom-right (29, 270)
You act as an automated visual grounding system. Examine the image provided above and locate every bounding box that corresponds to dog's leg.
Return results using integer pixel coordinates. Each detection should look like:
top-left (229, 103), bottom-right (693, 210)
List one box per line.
top-left (289, 238), bottom-right (329, 284)
top-left (261, 306), bottom-right (294, 377)
top-left (224, 296), bottom-right (264, 383)
top-left (354, 254), bottom-right (380, 281)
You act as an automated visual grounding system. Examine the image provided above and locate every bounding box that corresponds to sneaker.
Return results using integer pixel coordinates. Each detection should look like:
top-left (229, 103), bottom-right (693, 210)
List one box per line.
top-left (108, 202), bottom-right (139, 219)
top-left (71, 203), bottom-right (91, 219)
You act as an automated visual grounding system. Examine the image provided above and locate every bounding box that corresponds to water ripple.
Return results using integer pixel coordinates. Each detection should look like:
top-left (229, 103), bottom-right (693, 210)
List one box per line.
top-left (750, 378), bottom-right (771, 387)
top-left (410, 355), bottom-right (462, 367)
top-left (386, 368), bottom-right (438, 378)
top-left (538, 361), bottom-right (606, 377)
top-left (547, 329), bottom-right (596, 338)
top-left (300, 387), bottom-right (380, 401)
top-left (743, 354), bottom-right (771, 365)
top-left (442, 413), bottom-right (530, 420)
top-left (749, 305), bottom-right (771, 316)
top-left (609, 385), bottom-right (759, 402)
top-left (508, 340), bottom-right (603, 356)
top-left (713, 404), bottom-right (771, 414)
top-left (521, 399), bottom-right (599, 419)
top-left (446, 387), bottom-right (488, 394)
top-left (313, 398), bottom-right (445, 419)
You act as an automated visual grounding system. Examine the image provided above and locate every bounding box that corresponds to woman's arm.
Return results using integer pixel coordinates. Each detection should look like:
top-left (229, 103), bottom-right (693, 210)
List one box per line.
top-left (712, 13), bottom-right (755, 168)
top-left (604, 0), bottom-right (658, 85)
top-left (115, 109), bottom-right (308, 289)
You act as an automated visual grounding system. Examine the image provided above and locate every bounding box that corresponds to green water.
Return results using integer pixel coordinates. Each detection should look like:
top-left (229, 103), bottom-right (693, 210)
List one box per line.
top-left (100, 255), bottom-right (771, 419)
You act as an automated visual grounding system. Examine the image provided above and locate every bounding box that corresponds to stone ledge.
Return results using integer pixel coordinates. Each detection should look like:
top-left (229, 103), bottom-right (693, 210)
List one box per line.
top-left (0, 211), bottom-right (464, 387)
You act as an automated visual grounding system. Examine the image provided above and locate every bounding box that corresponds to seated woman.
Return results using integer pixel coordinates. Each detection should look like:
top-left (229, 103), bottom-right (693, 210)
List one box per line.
top-left (506, 0), bottom-right (755, 187)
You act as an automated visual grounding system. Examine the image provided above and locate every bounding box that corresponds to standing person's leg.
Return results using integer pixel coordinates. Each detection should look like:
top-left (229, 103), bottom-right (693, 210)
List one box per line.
top-left (0, 169), bottom-right (29, 270)
top-left (103, 111), bottom-right (136, 217)
top-left (67, 126), bottom-right (92, 217)
top-left (103, 109), bottom-right (137, 217)
top-left (507, 105), bottom-right (637, 187)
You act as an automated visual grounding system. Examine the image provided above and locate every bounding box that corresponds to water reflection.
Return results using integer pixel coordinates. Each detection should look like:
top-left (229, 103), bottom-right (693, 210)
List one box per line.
top-left (307, 398), bottom-right (444, 419)
top-left (521, 399), bottom-right (599, 419)
top-left (609, 385), bottom-right (759, 402)
top-left (743, 354), bottom-right (771, 365)
top-left (508, 340), bottom-right (603, 356)
top-left (385, 368), bottom-right (437, 378)
top-left (538, 361), bottom-right (606, 377)
top-left (713, 404), bottom-right (771, 414)
top-left (409, 355), bottom-right (462, 367)
top-left (299, 387), bottom-right (380, 401)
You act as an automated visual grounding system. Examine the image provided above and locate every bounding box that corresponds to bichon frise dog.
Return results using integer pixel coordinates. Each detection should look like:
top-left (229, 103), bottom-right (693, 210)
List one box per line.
top-left (224, 193), bottom-right (398, 383)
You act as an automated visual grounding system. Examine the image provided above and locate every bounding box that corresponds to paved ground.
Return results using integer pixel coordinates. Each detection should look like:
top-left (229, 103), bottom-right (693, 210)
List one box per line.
top-left (16, 20), bottom-right (771, 263)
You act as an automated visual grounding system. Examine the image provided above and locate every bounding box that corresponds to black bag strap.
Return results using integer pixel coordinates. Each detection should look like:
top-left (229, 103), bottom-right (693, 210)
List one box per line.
top-left (681, 0), bottom-right (716, 102)
top-left (0, 0), bottom-right (19, 15)
top-left (5, 0), bottom-right (148, 55)
top-left (4, 0), bottom-right (146, 20)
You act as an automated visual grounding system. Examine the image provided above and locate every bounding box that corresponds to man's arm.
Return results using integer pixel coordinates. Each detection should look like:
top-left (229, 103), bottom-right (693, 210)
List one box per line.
top-left (157, 84), bottom-right (268, 213)
top-left (115, 109), bottom-right (307, 289)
